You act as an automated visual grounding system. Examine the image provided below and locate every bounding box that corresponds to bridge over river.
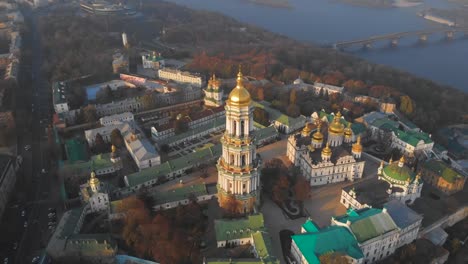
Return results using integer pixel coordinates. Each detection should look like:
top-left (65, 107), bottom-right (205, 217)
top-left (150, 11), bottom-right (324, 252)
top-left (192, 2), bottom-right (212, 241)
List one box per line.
top-left (333, 27), bottom-right (468, 49)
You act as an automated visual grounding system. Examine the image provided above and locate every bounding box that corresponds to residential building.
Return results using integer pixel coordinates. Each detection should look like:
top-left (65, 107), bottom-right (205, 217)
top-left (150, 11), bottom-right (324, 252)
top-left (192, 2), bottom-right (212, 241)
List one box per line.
top-left (291, 219), bottom-right (364, 264)
top-left (287, 112), bottom-right (365, 187)
top-left (141, 51), bottom-right (165, 69)
top-left (313, 82), bottom-right (344, 95)
top-left (150, 106), bottom-right (225, 142)
top-left (383, 200), bottom-right (422, 248)
top-left (158, 67), bottom-right (203, 87)
top-left (46, 204), bottom-right (117, 263)
top-left (204, 74), bottom-right (224, 107)
top-left (332, 208), bottom-right (400, 264)
top-left (421, 159), bottom-right (467, 195)
top-left (95, 97), bottom-right (142, 116)
top-left (210, 214), bottom-right (279, 264)
top-left (151, 183), bottom-right (216, 211)
top-left (0, 155), bottom-right (18, 220)
top-left (85, 122), bottom-right (160, 171)
top-left (217, 69), bottom-right (261, 214)
top-left (99, 112), bottom-right (134, 126)
top-left (62, 148), bottom-right (122, 177)
top-left (253, 101), bottom-right (307, 134)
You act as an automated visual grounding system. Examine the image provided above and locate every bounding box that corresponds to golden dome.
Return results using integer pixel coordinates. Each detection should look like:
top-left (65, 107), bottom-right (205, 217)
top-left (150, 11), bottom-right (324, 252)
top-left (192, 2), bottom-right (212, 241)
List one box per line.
top-left (111, 145), bottom-right (117, 153)
top-left (344, 122), bottom-right (353, 137)
top-left (328, 111), bottom-right (345, 135)
top-left (322, 142), bottom-right (332, 156)
top-left (399, 155), bottom-right (406, 164)
top-left (302, 122), bottom-right (313, 136)
top-left (227, 67), bottom-right (251, 107)
top-left (89, 171), bottom-right (100, 188)
top-left (352, 136), bottom-right (363, 153)
top-left (312, 123), bottom-right (324, 141)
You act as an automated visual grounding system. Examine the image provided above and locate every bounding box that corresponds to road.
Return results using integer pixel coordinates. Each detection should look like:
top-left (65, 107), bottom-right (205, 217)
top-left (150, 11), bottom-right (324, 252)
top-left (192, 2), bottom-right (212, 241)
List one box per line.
top-left (8, 7), bottom-right (62, 264)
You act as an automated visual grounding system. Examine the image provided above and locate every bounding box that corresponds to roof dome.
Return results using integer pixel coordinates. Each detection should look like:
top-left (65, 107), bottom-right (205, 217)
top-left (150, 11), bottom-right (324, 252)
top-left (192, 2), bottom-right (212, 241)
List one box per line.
top-left (312, 123), bottom-right (324, 142)
top-left (344, 122), bottom-right (353, 138)
top-left (382, 161), bottom-right (416, 185)
top-left (322, 142), bottom-right (332, 157)
top-left (352, 136), bottom-right (363, 153)
top-left (302, 122), bottom-right (313, 136)
top-left (89, 171), bottom-right (100, 188)
top-left (328, 112), bottom-right (345, 135)
top-left (227, 68), bottom-right (251, 107)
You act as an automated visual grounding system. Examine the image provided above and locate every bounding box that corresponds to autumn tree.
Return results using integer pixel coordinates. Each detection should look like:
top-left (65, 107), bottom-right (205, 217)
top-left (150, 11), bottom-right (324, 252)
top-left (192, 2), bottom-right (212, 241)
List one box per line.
top-left (94, 133), bottom-right (106, 153)
top-left (319, 252), bottom-right (349, 264)
top-left (222, 193), bottom-right (241, 217)
top-left (294, 176), bottom-right (311, 202)
top-left (399, 95), bottom-right (414, 114)
top-left (257, 87), bottom-right (265, 101)
top-left (289, 88), bottom-right (297, 105)
top-left (82, 104), bottom-right (98, 123)
top-left (110, 128), bottom-right (124, 147)
top-left (286, 104), bottom-right (300, 117)
top-left (141, 93), bottom-right (155, 110)
top-left (272, 175), bottom-right (290, 204)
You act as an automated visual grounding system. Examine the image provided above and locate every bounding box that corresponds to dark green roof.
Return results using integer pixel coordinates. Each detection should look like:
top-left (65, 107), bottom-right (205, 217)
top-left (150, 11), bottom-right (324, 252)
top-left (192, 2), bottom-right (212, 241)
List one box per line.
top-left (253, 101), bottom-right (306, 127)
top-left (150, 183), bottom-right (207, 204)
top-left (395, 130), bottom-right (432, 147)
top-left (65, 139), bottom-right (88, 162)
top-left (383, 162), bottom-right (416, 182)
top-left (302, 219), bottom-right (320, 233)
top-left (292, 225), bottom-right (363, 264)
top-left (214, 214), bottom-right (264, 241)
top-left (125, 144), bottom-right (221, 187)
top-left (423, 160), bottom-right (464, 183)
top-left (334, 208), bottom-right (398, 243)
top-left (253, 125), bottom-right (278, 142)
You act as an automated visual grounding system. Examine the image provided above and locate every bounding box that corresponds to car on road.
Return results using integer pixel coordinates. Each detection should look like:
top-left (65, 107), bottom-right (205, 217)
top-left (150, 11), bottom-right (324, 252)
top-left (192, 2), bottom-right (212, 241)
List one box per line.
top-left (23, 221), bottom-right (28, 228)
top-left (31, 256), bottom-right (39, 263)
top-left (24, 145), bottom-right (31, 151)
top-left (48, 221), bottom-right (56, 226)
top-left (21, 210), bottom-right (25, 217)
top-left (12, 242), bottom-right (17, 250)
top-left (41, 168), bottom-right (46, 173)
top-left (47, 212), bottom-right (55, 218)
top-left (3, 257), bottom-right (9, 264)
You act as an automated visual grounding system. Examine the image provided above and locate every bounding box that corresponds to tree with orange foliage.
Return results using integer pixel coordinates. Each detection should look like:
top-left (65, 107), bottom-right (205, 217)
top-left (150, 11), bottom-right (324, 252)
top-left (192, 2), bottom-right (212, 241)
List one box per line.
top-left (272, 175), bottom-right (290, 203)
top-left (294, 176), bottom-right (311, 202)
top-left (222, 193), bottom-right (241, 217)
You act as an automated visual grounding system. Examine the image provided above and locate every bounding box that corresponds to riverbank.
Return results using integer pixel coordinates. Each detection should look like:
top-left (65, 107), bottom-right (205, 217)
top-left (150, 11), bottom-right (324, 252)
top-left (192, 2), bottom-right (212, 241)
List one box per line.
top-left (335, 0), bottom-right (422, 8)
top-left (392, 0), bottom-right (422, 7)
top-left (246, 0), bottom-right (292, 8)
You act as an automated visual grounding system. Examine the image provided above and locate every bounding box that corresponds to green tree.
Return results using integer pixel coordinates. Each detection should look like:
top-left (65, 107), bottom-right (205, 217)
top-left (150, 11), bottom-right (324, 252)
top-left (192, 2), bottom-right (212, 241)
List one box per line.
top-left (110, 129), bottom-right (124, 147)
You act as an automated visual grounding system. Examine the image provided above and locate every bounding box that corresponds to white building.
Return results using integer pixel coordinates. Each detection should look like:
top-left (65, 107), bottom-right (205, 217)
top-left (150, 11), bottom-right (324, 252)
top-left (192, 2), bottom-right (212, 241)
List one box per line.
top-left (313, 82), bottom-right (344, 95)
top-left (80, 171), bottom-right (109, 213)
top-left (142, 51), bottom-right (165, 69)
top-left (332, 208), bottom-right (400, 264)
top-left (99, 112), bottom-right (134, 126)
top-left (384, 200), bottom-right (422, 248)
top-left (158, 67), bottom-right (203, 87)
top-left (287, 113), bottom-right (365, 187)
top-left (204, 74), bottom-right (224, 107)
top-left (377, 156), bottom-right (423, 204)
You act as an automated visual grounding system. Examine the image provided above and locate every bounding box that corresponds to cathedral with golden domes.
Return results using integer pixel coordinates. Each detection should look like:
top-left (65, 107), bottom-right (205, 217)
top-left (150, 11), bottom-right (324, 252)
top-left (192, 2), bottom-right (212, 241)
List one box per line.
top-left (216, 68), bottom-right (261, 214)
top-left (287, 112), bottom-right (365, 186)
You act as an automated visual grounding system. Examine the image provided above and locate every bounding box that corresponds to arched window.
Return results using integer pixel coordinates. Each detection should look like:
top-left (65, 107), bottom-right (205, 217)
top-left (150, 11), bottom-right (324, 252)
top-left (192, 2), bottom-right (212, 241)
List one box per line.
top-left (233, 121), bottom-right (237, 136)
top-left (230, 154), bottom-right (234, 165)
top-left (240, 120), bottom-right (245, 137)
top-left (241, 155), bottom-right (246, 167)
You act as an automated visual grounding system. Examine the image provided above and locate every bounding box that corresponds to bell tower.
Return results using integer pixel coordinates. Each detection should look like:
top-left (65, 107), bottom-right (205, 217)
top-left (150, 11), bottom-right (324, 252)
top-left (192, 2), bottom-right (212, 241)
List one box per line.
top-left (217, 67), bottom-right (261, 214)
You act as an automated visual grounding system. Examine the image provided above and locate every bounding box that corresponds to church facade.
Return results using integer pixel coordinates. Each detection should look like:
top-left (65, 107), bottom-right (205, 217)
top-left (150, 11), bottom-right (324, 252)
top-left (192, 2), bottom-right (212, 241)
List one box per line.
top-left (217, 69), bottom-right (261, 214)
top-left (287, 112), bottom-right (365, 186)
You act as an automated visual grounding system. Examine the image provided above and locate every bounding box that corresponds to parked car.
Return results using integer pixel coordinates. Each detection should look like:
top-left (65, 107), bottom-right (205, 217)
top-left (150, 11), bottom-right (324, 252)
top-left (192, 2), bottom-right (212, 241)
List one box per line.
top-left (24, 145), bottom-right (31, 151)
top-left (21, 210), bottom-right (26, 217)
top-left (24, 221), bottom-right (28, 228)
top-left (47, 213), bottom-right (55, 218)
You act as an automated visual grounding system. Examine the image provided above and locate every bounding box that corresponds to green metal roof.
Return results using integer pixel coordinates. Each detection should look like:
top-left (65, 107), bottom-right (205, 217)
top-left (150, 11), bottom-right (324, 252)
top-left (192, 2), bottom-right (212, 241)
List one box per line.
top-left (251, 231), bottom-right (280, 264)
top-left (58, 206), bottom-right (86, 239)
top-left (65, 139), bottom-right (88, 162)
top-left (253, 125), bottom-right (278, 142)
top-left (395, 130), bottom-right (432, 147)
top-left (150, 183), bottom-right (207, 204)
top-left (383, 162), bottom-right (416, 182)
top-left (292, 225), bottom-right (364, 264)
top-left (302, 219), bottom-right (320, 233)
top-left (214, 214), bottom-right (264, 241)
top-left (334, 208), bottom-right (398, 243)
top-left (423, 160), bottom-right (464, 183)
top-left (125, 144), bottom-right (222, 187)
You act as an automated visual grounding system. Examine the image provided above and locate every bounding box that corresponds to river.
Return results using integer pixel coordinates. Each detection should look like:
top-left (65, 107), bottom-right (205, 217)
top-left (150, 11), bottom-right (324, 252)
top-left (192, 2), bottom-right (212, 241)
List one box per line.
top-left (165, 0), bottom-right (468, 93)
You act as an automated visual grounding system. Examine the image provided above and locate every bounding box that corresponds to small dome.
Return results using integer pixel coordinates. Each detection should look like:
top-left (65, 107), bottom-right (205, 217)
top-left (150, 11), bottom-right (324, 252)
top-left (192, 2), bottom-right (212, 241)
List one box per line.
top-left (344, 122), bottom-right (353, 138)
top-left (312, 123), bottom-right (324, 142)
top-left (322, 142), bottom-right (332, 157)
top-left (302, 122), bottom-right (313, 136)
top-left (352, 136), bottom-right (362, 153)
top-left (89, 171), bottom-right (100, 188)
top-left (328, 112), bottom-right (345, 135)
top-left (293, 77), bottom-right (303, 85)
top-left (227, 69), bottom-right (251, 107)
